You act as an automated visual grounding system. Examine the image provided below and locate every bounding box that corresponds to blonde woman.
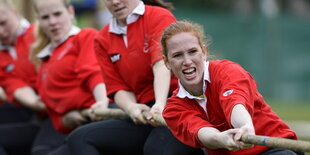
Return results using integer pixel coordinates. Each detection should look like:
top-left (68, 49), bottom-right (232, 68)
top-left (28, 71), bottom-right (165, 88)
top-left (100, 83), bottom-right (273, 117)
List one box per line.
top-left (67, 0), bottom-right (204, 154)
top-left (0, 0), bottom-right (46, 154)
top-left (30, 0), bottom-right (109, 154)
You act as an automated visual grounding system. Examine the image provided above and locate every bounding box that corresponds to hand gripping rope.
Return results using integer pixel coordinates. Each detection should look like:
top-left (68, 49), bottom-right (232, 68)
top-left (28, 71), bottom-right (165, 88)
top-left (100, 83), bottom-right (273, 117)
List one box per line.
top-left (81, 108), bottom-right (310, 152)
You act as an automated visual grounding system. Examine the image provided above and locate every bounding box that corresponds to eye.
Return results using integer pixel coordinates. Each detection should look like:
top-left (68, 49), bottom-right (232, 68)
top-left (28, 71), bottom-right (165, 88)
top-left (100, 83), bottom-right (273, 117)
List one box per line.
top-left (188, 49), bottom-right (197, 55)
top-left (172, 53), bottom-right (182, 58)
top-left (40, 15), bottom-right (49, 20)
top-left (53, 11), bottom-right (62, 17)
top-left (0, 21), bottom-right (6, 26)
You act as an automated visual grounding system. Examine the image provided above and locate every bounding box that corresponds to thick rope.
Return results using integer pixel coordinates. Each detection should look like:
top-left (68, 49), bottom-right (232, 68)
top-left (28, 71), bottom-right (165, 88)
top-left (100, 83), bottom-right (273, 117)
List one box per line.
top-left (81, 108), bottom-right (310, 152)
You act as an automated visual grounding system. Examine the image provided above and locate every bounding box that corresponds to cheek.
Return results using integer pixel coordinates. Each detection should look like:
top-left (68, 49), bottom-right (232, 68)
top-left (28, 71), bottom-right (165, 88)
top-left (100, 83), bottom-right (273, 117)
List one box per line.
top-left (169, 60), bottom-right (182, 74)
top-left (61, 16), bottom-right (72, 27)
top-left (39, 20), bottom-right (48, 29)
top-left (40, 24), bottom-right (52, 37)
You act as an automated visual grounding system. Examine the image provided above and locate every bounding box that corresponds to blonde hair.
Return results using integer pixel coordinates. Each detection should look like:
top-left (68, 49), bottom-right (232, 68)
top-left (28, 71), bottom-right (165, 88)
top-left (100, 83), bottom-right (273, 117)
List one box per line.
top-left (0, 0), bottom-right (15, 10)
top-left (32, 0), bottom-right (70, 12)
top-left (29, 21), bottom-right (50, 70)
top-left (142, 0), bottom-right (174, 11)
top-left (161, 20), bottom-right (210, 58)
top-left (30, 0), bottom-right (72, 70)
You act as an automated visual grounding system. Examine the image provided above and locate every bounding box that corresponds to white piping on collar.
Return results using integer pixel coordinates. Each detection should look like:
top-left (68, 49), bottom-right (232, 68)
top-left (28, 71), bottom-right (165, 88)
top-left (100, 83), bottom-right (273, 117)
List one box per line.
top-left (176, 61), bottom-right (210, 99)
top-left (0, 18), bottom-right (30, 60)
top-left (16, 18), bottom-right (30, 36)
top-left (109, 1), bottom-right (145, 35)
top-left (36, 26), bottom-right (81, 58)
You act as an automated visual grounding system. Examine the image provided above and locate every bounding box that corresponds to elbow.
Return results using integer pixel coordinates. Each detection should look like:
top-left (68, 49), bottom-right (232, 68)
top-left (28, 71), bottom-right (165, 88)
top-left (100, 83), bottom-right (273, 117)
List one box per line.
top-left (198, 127), bottom-right (221, 149)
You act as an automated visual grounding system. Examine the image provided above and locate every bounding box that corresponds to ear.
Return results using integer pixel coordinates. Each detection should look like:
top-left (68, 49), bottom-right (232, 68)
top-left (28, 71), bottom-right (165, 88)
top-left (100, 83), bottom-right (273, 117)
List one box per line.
top-left (162, 55), bottom-right (171, 70)
top-left (11, 7), bottom-right (19, 16)
top-left (68, 5), bottom-right (75, 19)
top-left (202, 44), bottom-right (208, 60)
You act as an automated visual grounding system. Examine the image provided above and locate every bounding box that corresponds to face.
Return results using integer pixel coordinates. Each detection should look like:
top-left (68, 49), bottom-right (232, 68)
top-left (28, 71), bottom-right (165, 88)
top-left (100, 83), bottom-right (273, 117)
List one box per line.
top-left (104, 0), bottom-right (140, 26)
top-left (164, 32), bottom-right (207, 92)
top-left (0, 7), bottom-right (19, 45)
top-left (35, 0), bottom-right (74, 43)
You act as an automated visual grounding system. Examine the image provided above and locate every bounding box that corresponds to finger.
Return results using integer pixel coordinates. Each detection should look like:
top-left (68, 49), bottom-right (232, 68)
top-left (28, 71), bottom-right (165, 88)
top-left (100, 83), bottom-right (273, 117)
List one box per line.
top-left (239, 142), bottom-right (253, 149)
top-left (234, 131), bottom-right (242, 141)
top-left (228, 146), bottom-right (239, 152)
top-left (144, 112), bottom-right (153, 120)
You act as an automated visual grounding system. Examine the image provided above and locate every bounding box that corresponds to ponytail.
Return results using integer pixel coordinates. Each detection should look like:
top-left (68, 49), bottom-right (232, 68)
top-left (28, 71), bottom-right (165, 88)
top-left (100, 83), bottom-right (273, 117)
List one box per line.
top-left (30, 21), bottom-right (50, 70)
top-left (142, 0), bottom-right (174, 11)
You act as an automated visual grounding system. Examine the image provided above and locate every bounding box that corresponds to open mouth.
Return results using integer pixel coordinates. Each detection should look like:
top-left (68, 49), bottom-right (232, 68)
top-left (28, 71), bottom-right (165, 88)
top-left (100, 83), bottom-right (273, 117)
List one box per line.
top-left (114, 7), bottom-right (126, 14)
top-left (51, 28), bottom-right (59, 35)
top-left (0, 36), bottom-right (10, 45)
top-left (183, 67), bottom-right (196, 80)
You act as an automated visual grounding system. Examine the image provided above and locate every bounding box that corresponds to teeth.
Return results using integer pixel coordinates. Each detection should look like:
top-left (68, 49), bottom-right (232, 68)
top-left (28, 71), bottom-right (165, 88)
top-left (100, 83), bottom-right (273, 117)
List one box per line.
top-left (183, 68), bottom-right (195, 74)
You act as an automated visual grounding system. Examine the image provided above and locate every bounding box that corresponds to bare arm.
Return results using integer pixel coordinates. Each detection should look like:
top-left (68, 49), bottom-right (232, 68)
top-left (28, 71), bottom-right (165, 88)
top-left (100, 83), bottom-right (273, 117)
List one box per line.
top-left (0, 87), bottom-right (7, 101)
top-left (197, 104), bottom-right (255, 151)
top-left (231, 104), bottom-right (255, 131)
top-left (92, 83), bottom-right (109, 108)
top-left (230, 104), bottom-right (255, 149)
top-left (152, 60), bottom-right (171, 111)
top-left (63, 83), bottom-right (110, 127)
top-left (88, 83), bottom-right (110, 121)
top-left (198, 127), bottom-right (240, 151)
top-left (13, 86), bottom-right (45, 111)
top-left (114, 90), bottom-right (150, 124)
top-left (147, 60), bottom-right (171, 126)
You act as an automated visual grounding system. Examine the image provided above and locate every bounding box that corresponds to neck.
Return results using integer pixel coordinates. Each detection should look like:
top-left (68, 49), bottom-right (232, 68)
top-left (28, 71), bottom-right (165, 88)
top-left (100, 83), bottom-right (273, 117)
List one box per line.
top-left (117, 19), bottom-right (127, 27)
top-left (183, 82), bottom-right (204, 97)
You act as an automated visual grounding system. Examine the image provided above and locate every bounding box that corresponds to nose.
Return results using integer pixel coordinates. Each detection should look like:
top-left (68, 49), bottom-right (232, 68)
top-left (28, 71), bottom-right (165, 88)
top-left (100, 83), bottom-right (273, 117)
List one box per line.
top-left (111, 0), bottom-right (120, 5)
top-left (183, 55), bottom-right (192, 66)
top-left (0, 26), bottom-right (4, 35)
top-left (48, 16), bottom-right (57, 25)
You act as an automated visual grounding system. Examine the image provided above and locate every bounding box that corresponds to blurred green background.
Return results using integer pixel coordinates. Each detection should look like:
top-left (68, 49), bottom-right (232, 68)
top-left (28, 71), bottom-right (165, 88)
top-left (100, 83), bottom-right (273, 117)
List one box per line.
top-left (14, 0), bottom-right (310, 143)
top-left (74, 0), bottom-right (310, 142)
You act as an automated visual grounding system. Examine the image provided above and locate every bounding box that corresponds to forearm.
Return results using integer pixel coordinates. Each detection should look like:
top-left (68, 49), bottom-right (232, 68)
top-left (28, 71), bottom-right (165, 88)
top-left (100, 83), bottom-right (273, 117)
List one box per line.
top-left (198, 127), bottom-right (241, 151)
top-left (0, 87), bottom-right (7, 101)
top-left (198, 127), bottom-right (223, 149)
top-left (114, 90), bottom-right (137, 112)
top-left (231, 104), bottom-right (255, 131)
top-left (13, 86), bottom-right (45, 111)
top-left (93, 83), bottom-right (109, 106)
top-left (153, 60), bottom-right (171, 106)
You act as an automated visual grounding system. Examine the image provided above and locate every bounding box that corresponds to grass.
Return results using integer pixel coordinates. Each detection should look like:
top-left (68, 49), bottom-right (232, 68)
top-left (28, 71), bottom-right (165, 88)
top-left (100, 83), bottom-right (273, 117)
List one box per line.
top-left (266, 100), bottom-right (310, 121)
top-left (267, 100), bottom-right (310, 154)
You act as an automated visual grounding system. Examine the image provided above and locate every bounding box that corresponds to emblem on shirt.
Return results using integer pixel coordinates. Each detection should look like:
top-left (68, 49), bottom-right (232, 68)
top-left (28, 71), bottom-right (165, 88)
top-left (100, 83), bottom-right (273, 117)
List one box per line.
top-left (110, 54), bottom-right (121, 63)
top-left (223, 89), bottom-right (234, 96)
top-left (5, 64), bottom-right (14, 72)
top-left (42, 72), bottom-right (47, 81)
top-left (143, 34), bottom-right (150, 53)
top-left (57, 43), bottom-right (73, 60)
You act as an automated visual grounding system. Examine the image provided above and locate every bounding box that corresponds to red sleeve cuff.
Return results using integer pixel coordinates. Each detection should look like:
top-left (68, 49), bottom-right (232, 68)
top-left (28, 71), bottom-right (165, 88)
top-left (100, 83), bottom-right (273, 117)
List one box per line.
top-left (5, 81), bottom-right (28, 102)
top-left (48, 110), bottom-right (74, 134)
top-left (86, 73), bottom-right (104, 92)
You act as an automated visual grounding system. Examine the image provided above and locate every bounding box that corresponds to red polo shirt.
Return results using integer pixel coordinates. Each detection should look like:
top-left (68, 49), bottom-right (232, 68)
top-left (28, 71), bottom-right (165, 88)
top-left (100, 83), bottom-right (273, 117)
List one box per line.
top-left (95, 5), bottom-right (178, 103)
top-left (163, 60), bottom-right (297, 155)
top-left (37, 28), bottom-right (103, 133)
top-left (0, 25), bottom-right (36, 103)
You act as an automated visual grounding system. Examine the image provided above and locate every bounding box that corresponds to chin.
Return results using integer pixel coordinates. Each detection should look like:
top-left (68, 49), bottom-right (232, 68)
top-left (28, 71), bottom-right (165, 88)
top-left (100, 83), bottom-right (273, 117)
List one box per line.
top-left (182, 79), bottom-right (200, 87)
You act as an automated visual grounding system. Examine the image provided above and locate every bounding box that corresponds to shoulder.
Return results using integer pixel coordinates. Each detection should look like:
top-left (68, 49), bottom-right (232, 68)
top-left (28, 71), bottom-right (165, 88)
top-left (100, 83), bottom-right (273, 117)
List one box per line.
top-left (144, 5), bottom-right (175, 19)
top-left (166, 88), bottom-right (194, 109)
top-left (209, 59), bottom-right (252, 83)
top-left (95, 25), bottom-right (111, 42)
top-left (79, 27), bottom-right (98, 36)
top-left (19, 24), bottom-right (35, 41)
top-left (26, 24), bottom-right (35, 34)
top-left (98, 25), bottom-right (110, 35)
top-left (72, 28), bottom-right (98, 43)
top-left (209, 59), bottom-right (247, 74)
